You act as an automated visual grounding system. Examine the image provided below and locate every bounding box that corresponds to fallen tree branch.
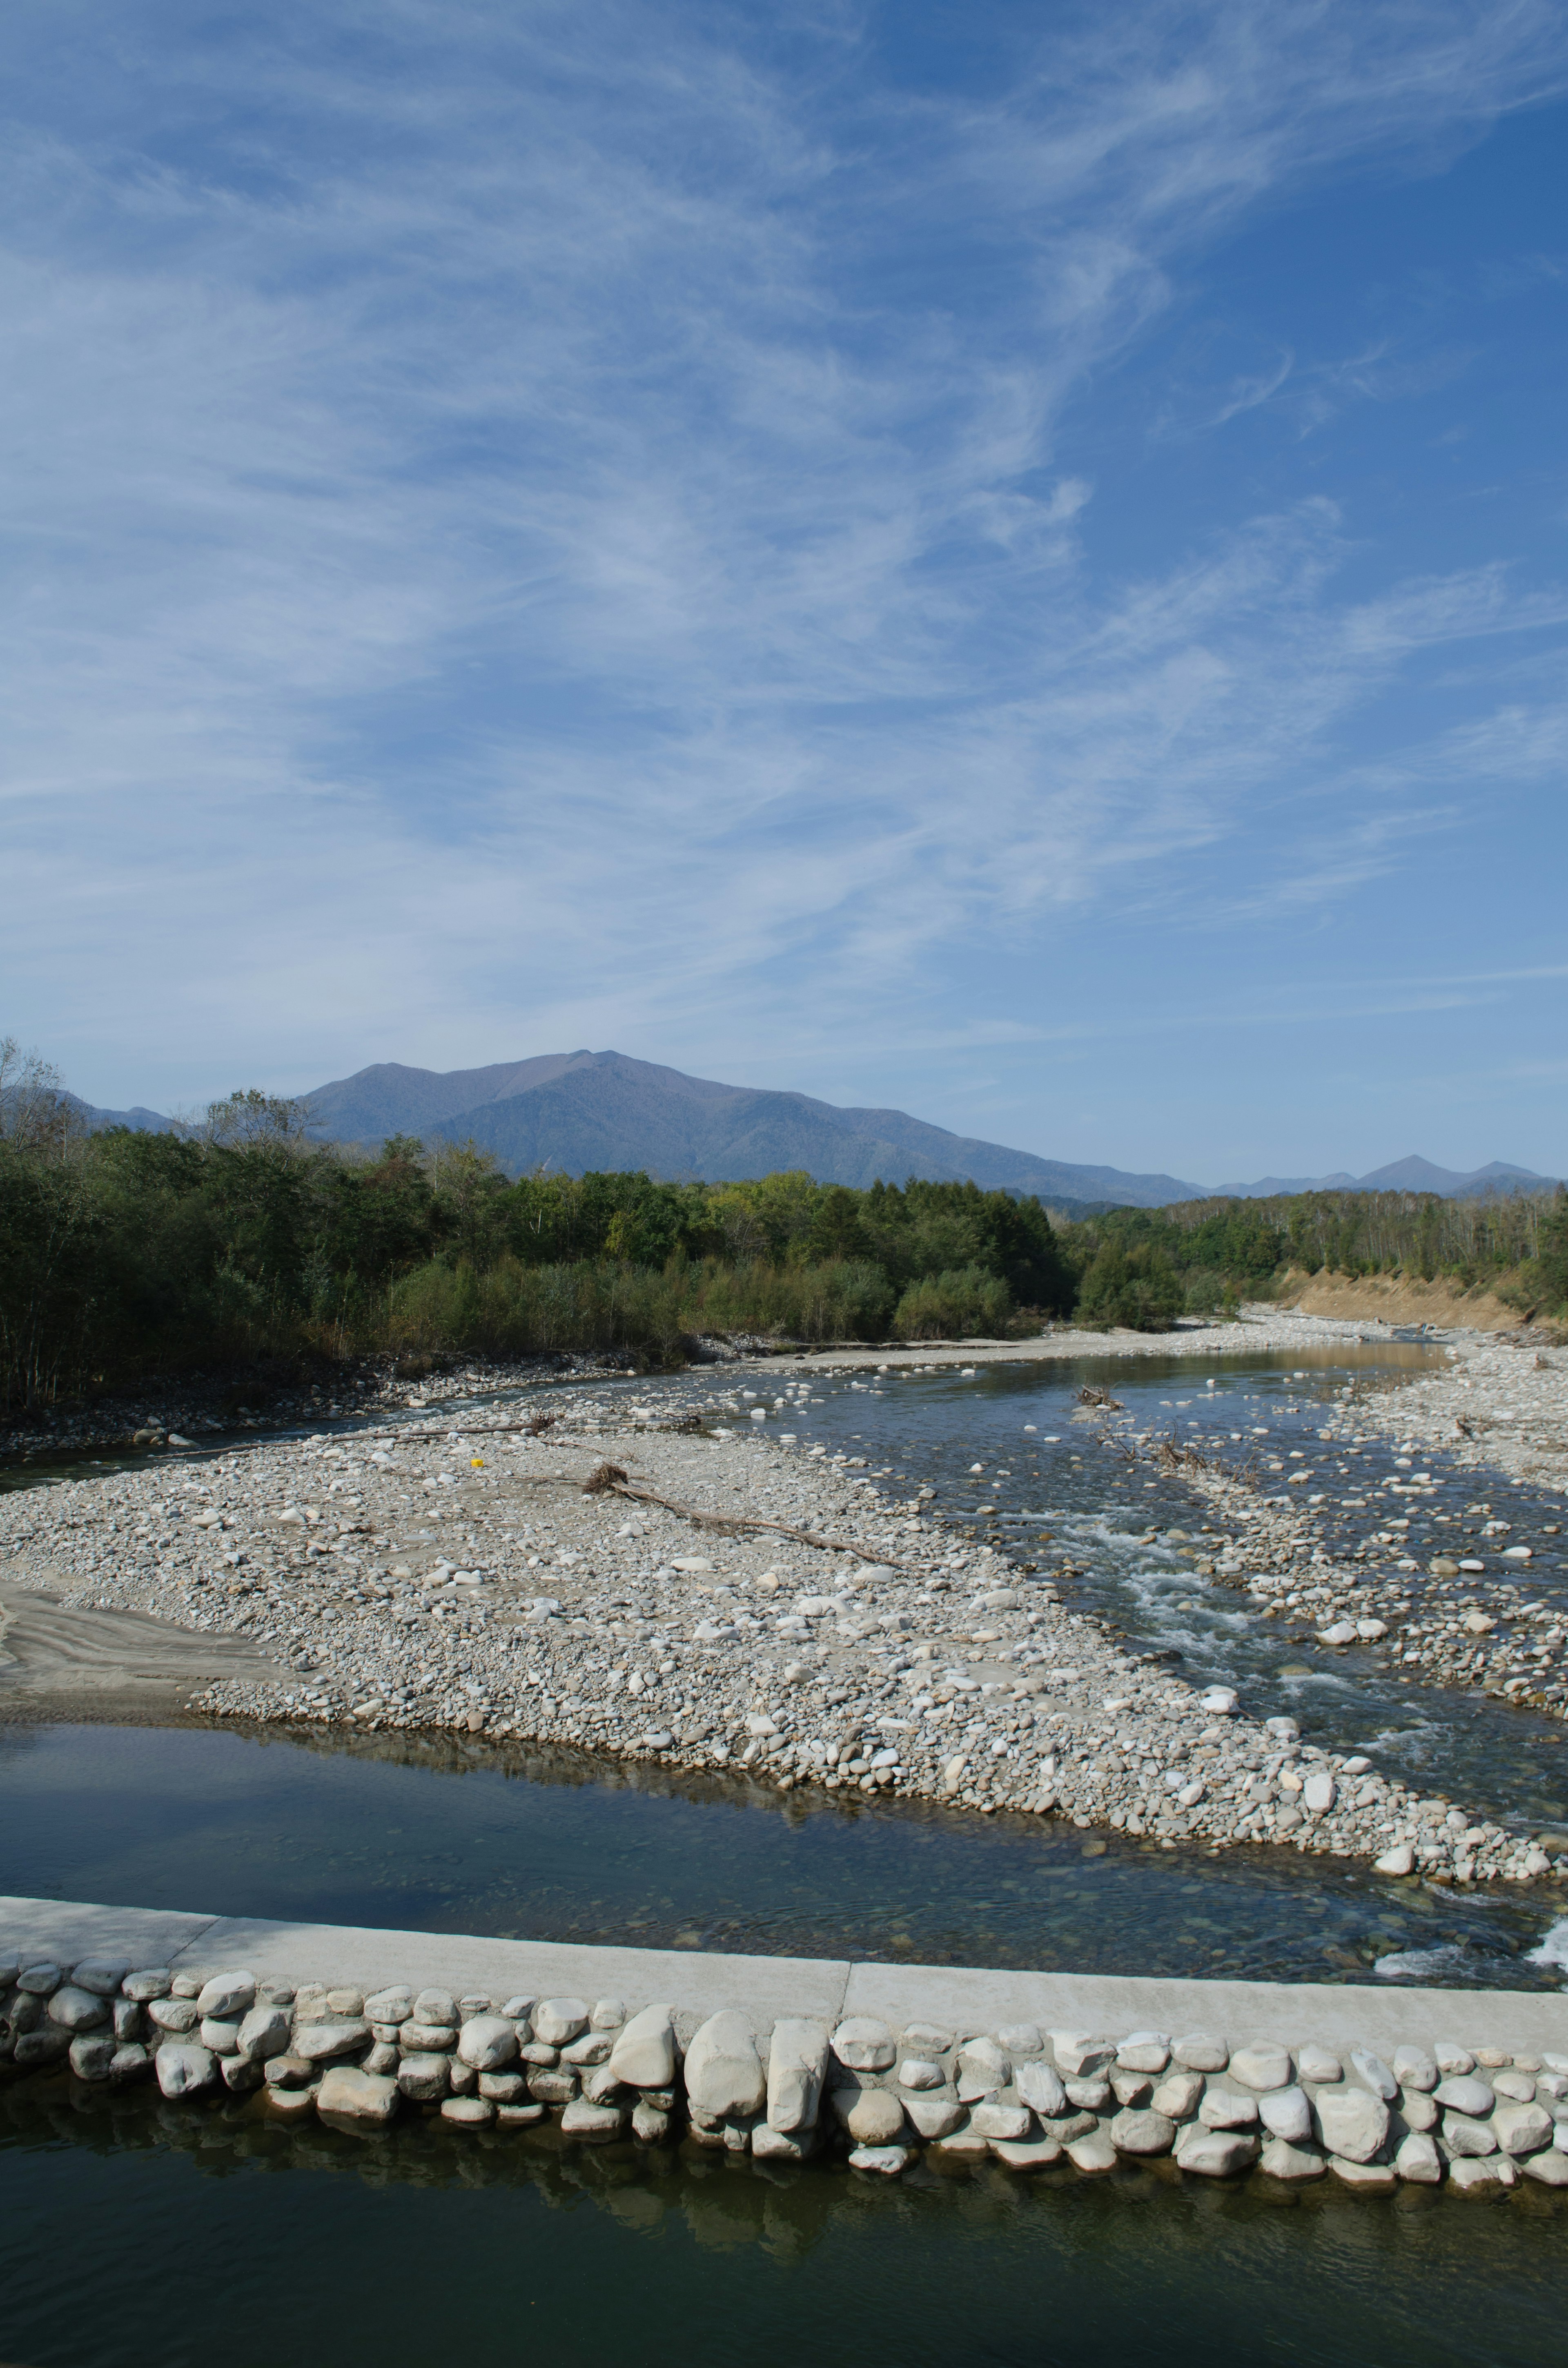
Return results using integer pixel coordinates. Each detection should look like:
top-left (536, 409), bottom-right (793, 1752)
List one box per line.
top-left (581, 1463), bottom-right (909, 1568)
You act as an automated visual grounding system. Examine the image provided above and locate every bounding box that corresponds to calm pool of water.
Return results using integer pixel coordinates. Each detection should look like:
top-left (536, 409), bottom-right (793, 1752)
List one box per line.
top-left (1, 2077), bottom-right (1564, 2368)
top-left (2, 1719), bottom-right (1561, 1987)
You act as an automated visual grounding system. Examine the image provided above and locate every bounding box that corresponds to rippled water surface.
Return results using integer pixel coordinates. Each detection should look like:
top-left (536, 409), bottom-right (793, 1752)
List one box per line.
top-left (2, 1719), bottom-right (1562, 1988)
top-left (1, 2081), bottom-right (1565, 2368)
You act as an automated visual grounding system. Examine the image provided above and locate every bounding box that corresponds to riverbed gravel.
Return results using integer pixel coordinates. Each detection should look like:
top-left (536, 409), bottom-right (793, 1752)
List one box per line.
top-left (2, 1362), bottom-right (1559, 1890)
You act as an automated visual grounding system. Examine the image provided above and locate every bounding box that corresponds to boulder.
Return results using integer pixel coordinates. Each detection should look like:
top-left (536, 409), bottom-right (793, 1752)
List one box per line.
top-left (156, 2043), bottom-right (217, 2099)
top-left (1229, 2042), bottom-right (1292, 2092)
top-left (318, 2067), bottom-right (400, 2125)
top-left (1312, 2085), bottom-right (1389, 2164)
top-left (196, 1972), bottom-right (256, 2020)
top-left (1110, 2109), bottom-right (1176, 2156)
top-left (69, 1961), bottom-right (130, 1999)
top-left (609, 2004), bottom-right (676, 2090)
top-left (1258, 2138), bottom-right (1325, 2181)
top-left (1176, 2128), bottom-right (1258, 2177)
top-left (1492, 2102), bottom-right (1553, 2158)
top-left (684, 2011), bottom-right (764, 2120)
top-left (235, 2005), bottom-right (292, 2066)
top-left (560, 2097), bottom-right (628, 2142)
top-left (1435, 2074), bottom-right (1495, 2119)
top-left (904, 2094), bottom-right (964, 2140)
top-left (46, 1987), bottom-right (110, 2033)
top-left (835, 2084), bottom-right (906, 2145)
top-left (1015, 2060), bottom-right (1068, 2118)
top-left (1258, 2087), bottom-right (1312, 2144)
top-left (293, 2020), bottom-right (369, 2064)
top-left (532, 1998), bottom-right (590, 2046)
top-left (832, 2018), bottom-right (896, 2072)
top-left (1050, 2032), bottom-right (1115, 2080)
top-left (970, 2101), bottom-right (1031, 2142)
top-left (396, 2053), bottom-right (451, 2103)
top-left (1394, 2132), bottom-right (1442, 2184)
top-left (767, 2019), bottom-right (829, 2132)
top-left (456, 2014), bottom-right (519, 2072)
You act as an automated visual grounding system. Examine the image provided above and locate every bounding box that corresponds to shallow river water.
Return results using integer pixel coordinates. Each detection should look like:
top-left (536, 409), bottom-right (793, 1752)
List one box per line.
top-left (3, 1336), bottom-right (1567, 2361)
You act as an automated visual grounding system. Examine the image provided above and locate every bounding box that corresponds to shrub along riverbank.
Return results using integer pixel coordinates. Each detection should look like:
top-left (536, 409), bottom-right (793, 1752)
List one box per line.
top-left (2, 1046), bottom-right (1564, 1413)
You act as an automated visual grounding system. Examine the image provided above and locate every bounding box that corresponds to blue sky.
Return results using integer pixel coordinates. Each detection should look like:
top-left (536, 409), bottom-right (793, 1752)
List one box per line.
top-left (4, 0), bottom-right (1567, 1184)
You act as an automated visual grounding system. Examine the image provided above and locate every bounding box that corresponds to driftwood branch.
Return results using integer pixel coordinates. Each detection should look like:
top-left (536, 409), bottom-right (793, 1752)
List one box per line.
top-left (581, 1463), bottom-right (907, 1568)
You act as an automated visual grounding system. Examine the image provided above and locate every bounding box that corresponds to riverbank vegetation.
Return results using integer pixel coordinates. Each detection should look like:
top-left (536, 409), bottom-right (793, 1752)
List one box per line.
top-left (2, 1041), bottom-right (1563, 1413)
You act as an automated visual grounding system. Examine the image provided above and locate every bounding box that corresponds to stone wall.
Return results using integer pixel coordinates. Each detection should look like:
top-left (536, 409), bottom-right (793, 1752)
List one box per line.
top-left (5, 1945), bottom-right (1567, 2196)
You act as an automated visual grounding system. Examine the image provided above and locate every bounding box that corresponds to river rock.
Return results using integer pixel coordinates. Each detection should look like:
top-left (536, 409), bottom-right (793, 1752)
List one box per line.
top-left (1492, 2102), bottom-right (1552, 2157)
top-left (1258, 2087), bottom-right (1312, 2143)
top-left (401, 2020), bottom-right (456, 2052)
top-left (70, 1961), bottom-right (130, 1998)
top-left (318, 2067), bottom-right (400, 2124)
top-left (609, 2003), bottom-right (676, 2089)
top-left (1173, 2034), bottom-right (1228, 2073)
top-left (904, 2094), bottom-right (965, 2140)
top-left (1392, 2047), bottom-right (1437, 2093)
top-left (68, 2034), bottom-right (117, 2081)
top-left (46, 1986), bottom-right (111, 2032)
top-left (833, 2017), bottom-right (896, 2072)
top-left (533, 1998), bottom-right (589, 2046)
top-left (16, 1964), bottom-right (62, 1994)
top-left (156, 2043), bottom-right (217, 2098)
top-left (1435, 2074), bottom-right (1494, 2118)
top-left (561, 2097), bottom-right (628, 2141)
top-left (1296, 2046), bottom-right (1341, 2085)
top-left (1374, 1843), bottom-right (1416, 1876)
top-left (1331, 2156), bottom-right (1397, 2192)
top-left (1051, 2032), bottom-right (1114, 2079)
top-left (196, 1972), bottom-right (256, 2020)
top-left (13, 2030), bottom-right (69, 2068)
top-left (293, 2019), bottom-right (369, 2064)
top-left (1015, 2060), bottom-right (1068, 2117)
top-left (1116, 2032), bottom-right (1171, 2075)
top-left (684, 2011), bottom-right (765, 2119)
top-left (1394, 2131), bottom-right (1442, 2184)
top-left (835, 2084), bottom-right (906, 2145)
top-left (456, 2014), bottom-right (519, 2071)
top-left (235, 2005), bottom-right (292, 2065)
top-left (1176, 2128), bottom-right (1258, 2176)
top-left (1150, 2070), bottom-right (1204, 2120)
top-left (1350, 2049), bottom-right (1398, 2103)
top-left (396, 2052), bottom-right (451, 2102)
top-left (1110, 2108), bottom-right (1176, 2155)
top-left (413, 1989), bottom-right (457, 2027)
top-left (1521, 2149), bottom-right (1568, 2186)
top-left (1259, 2138), bottom-right (1325, 2181)
top-left (1313, 2085), bottom-right (1389, 2163)
top-left (1066, 2131), bottom-right (1119, 2174)
top-left (440, 2096), bottom-right (493, 2127)
top-left (1229, 2042), bottom-right (1292, 2092)
top-left (1199, 2087), bottom-right (1258, 2129)
top-left (365, 1988), bottom-right (414, 2025)
top-left (147, 1998), bottom-right (200, 2034)
top-left (109, 2044), bottom-right (151, 2082)
top-left (199, 2018), bottom-right (243, 2054)
top-left (120, 1970), bottom-right (174, 2003)
top-left (768, 2019), bottom-right (829, 2131)
top-left (632, 2101), bottom-right (672, 2144)
top-left (970, 2101), bottom-right (1031, 2141)
top-left (1448, 2155), bottom-right (1516, 2195)
top-left (849, 2143), bottom-right (913, 2176)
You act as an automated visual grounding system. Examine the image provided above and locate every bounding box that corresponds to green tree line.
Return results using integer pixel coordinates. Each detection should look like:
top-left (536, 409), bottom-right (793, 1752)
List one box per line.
top-left (4, 1039), bottom-right (1563, 1413)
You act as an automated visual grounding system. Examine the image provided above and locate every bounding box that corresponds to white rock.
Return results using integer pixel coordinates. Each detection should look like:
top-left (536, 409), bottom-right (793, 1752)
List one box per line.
top-left (904, 2094), bottom-right (965, 2140)
top-left (767, 2018), bottom-right (829, 2132)
top-left (456, 2013), bottom-right (519, 2071)
top-left (318, 2067), bottom-right (400, 2124)
top-left (235, 2005), bottom-right (292, 2065)
top-left (1394, 2131), bottom-right (1443, 2183)
top-left (196, 1972), bottom-right (256, 2020)
top-left (1343, 2045), bottom-right (1395, 2102)
top-left (833, 2017), bottom-right (896, 2072)
top-left (1199, 2087), bottom-right (1258, 2130)
top-left (898, 2058), bottom-right (945, 2090)
top-left (609, 2003), bottom-right (676, 2090)
top-left (156, 2043), bottom-right (217, 2099)
top-left (685, 2011), bottom-right (765, 2119)
top-left (1116, 2032), bottom-right (1171, 2075)
top-left (1443, 2113), bottom-right (1498, 2158)
top-left (1435, 2074), bottom-right (1494, 2118)
top-left (1015, 2060), bottom-right (1069, 2118)
top-left (45, 1987), bottom-right (110, 2032)
top-left (560, 2097), bottom-right (628, 2141)
top-left (396, 2053), bottom-right (451, 2102)
top-left (1258, 2087), bottom-right (1312, 2143)
top-left (1050, 2032), bottom-right (1115, 2080)
top-left (1110, 2109), bottom-right (1176, 2155)
top-left (1492, 2101), bottom-right (1553, 2157)
top-left (848, 2143), bottom-right (913, 2175)
top-left (1316, 1622), bottom-right (1357, 1646)
top-left (1303, 1770), bottom-right (1335, 1816)
top-left (970, 2101), bottom-right (1031, 2141)
top-left (1176, 2128), bottom-right (1258, 2176)
top-left (1173, 2034), bottom-right (1229, 2073)
top-left (1374, 1843), bottom-right (1416, 1876)
top-left (1392, 2046), bottom-right (1437, 2092)
top-left (364, 1988), bottom-right (414, 2025)
top-left (1258, 2138), bottom-right (1325, 2181)
top-left (1313, 2085), bottom-right (1389, 2163)
top-left (1296, 2046), bottom-right (1341, 2085)
top-left (1229, 2042), bottom-right (1292, 2092)
top-left (293, 2019), bottom-right (369, 2064)
top-left (532, 1998), bottom-right (589, 2046)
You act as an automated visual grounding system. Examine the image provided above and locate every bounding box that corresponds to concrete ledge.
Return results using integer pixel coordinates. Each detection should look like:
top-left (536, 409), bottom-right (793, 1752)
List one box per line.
top-left (4, 1894), bottom-right (1566, 2055)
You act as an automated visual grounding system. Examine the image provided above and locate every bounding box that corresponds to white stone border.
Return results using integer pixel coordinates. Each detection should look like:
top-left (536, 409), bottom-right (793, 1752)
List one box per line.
top-left (4, 1896), bottom-right (1566, 2196)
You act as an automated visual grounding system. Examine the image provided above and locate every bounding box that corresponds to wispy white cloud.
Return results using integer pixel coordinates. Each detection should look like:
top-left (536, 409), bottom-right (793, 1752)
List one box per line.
top-left (2, 0), bottom-right (1567, 1120)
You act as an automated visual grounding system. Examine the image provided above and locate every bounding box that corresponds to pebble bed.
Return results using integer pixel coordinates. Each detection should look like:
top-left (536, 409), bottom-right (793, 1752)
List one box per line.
top-left (2, 1351), bottom-right (1563, 1890)
top-left (5, 1947), bottom-right (1568, 2196)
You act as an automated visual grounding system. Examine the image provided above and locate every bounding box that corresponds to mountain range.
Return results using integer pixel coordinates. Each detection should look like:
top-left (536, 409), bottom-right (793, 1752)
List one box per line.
top-left (71, 1049), bottom-right (1562, 1208)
